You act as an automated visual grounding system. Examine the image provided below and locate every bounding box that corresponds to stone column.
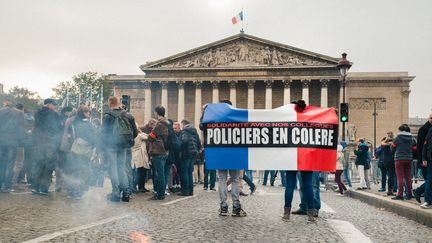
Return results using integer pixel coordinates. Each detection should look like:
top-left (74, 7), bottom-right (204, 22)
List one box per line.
top-left (161, 81), bottom-right (168, 117)
top-left (247, 80), bottom-right (255, 109)
top-left (283, 79), bottom-right (292, 105)
top-left (320, 79), bottom-right (329, 108)
top-left (212, 80), bottom-right (219, 103)
top-left (177, 81), bottom-right (185, 121)
top-left (301, 79), bottom-right (311, 105)
top-left (265, 80), bottom-right (273, 109)
top-left (143, 81), bottom-right (152, 123)
top-left (401, 88), bottom-right (411, 124)
top-left (194, 81), bottom-right (202, 127)
top-left (229, 80), bottom-right (237, 107)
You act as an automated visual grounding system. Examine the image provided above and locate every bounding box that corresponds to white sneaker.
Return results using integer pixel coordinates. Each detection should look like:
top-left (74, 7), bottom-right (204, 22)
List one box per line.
top-left (420, 202), bottom-right (432, 209)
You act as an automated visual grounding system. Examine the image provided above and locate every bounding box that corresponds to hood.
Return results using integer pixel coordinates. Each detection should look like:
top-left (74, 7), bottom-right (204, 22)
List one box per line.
top-left (183, 125), bottom-right (198, 135)
top-left (397, 131), bottom-right (413, 142)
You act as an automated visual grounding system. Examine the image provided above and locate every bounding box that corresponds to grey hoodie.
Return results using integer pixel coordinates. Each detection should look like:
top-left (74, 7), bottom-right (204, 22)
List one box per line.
top-left (392, 131), bottom-right (416, 161)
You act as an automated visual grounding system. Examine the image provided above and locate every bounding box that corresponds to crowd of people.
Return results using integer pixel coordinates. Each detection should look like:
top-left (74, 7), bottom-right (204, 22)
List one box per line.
top-left (1, 94), bottom-right (431, 220)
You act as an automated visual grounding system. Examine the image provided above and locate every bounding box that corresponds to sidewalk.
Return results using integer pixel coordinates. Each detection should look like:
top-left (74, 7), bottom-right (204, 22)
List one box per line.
top-left (345, 182), bottom-right (432, 227)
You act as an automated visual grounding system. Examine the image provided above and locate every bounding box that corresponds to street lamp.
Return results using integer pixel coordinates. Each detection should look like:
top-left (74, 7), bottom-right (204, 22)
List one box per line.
top-left (337, 53), bottom-right (352, 142)
top-left (365, 98), bottom-right (386, 157)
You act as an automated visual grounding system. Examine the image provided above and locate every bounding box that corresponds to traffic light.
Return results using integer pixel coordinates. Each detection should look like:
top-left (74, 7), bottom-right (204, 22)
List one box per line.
top-left (340, 103), bottom-right (349, 122)
top-left (122, 95), bottom-right (131, 112)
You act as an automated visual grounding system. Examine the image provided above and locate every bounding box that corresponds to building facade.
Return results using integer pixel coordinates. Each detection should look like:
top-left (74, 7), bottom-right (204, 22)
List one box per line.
top-left (108, 33), bottom-right (414, 144)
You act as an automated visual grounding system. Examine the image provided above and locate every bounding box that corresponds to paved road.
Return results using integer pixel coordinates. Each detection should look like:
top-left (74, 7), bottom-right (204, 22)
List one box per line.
top-left (0, 182), bottom-right (431, 242)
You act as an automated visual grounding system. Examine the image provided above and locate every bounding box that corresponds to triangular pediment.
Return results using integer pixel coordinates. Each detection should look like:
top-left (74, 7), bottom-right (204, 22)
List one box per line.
top-left (140, 33), bottom-right (339, 70)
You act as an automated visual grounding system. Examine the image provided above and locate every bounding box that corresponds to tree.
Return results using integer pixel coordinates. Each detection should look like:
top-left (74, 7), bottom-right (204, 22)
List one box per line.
top-left (52, 71), bottom-right (110, 109)
top-left (0, 86), bottom-right (42, 111)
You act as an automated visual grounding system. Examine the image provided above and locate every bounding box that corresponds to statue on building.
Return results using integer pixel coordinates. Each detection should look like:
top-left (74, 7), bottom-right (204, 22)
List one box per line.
top-left (238, 43), bottom-right (249, 62)
top-left (347, 124), bottom-right (357, 143)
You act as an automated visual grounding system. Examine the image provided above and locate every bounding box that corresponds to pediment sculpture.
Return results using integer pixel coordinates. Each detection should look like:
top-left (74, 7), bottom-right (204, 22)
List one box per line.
top-left (157, 40), bottom-right (331, 68)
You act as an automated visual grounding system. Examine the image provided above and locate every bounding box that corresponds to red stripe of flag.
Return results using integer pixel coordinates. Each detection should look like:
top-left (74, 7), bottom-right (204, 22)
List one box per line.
top-left (296, 106), bottom-right (339, 172)
top-left (232, 17), bottom-right (238, 24)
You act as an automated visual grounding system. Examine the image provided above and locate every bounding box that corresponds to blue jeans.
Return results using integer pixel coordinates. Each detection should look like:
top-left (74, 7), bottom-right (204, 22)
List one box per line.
top-left (285, 171), bottom-right (313, 209)
top-left (299, 172), bottom-right (321, 212)
top-left (152, 155), bottom-right (168, 198)
top-left (245, 170), bottom-right (254, 183)
top-left (0, 145), bottom-right (18, 189)
top-left (204, 164), bottom-right (216, 189)
top-left (106, 148), bottom-right (130, 196)
top-left (263, 170), bottom-right (275, 185)
top-left (179, 156), bottom-right (195, 194)
top-left (343, 168), bottom-right (352, 188)
top-left (280, 170), bottom-right (286, 186)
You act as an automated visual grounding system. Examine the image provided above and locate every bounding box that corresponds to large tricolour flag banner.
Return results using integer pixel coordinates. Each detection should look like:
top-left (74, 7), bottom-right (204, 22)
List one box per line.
top-left (231, 11), bottom-right (243, 25)
top-left (202, 104), bottom-right (339, 172)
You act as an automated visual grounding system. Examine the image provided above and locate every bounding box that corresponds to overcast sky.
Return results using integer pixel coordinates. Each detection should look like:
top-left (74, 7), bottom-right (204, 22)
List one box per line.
top-left (0, 0), bottom-right (431, 117)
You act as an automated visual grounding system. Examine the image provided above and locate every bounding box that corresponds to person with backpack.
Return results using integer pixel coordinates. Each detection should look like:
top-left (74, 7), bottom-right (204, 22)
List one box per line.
top-left (102, 96), bottom-right (138, 202)
top-left (178, 119), bottom-right (201, 196)
top-left (148, 105), bottom-right (169, 200)
top-left (0, 97), bottom-right (24, 192)
top-left (164, 119), bottom-right (180, 194)
top-left (414, 113), bottom-right (432, 205)
top-left (420, 120), bottom-right (432, 208)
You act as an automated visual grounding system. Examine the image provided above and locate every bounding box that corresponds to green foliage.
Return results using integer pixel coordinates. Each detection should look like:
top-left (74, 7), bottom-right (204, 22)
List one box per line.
top-left (0, 86), bottom-right (42, 111)
top-left (52, 71), bottom-right (109, 109)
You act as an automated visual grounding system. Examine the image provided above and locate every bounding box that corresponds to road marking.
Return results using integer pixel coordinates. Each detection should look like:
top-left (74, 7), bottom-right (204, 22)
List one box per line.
top-left (161, 195), bottom-right (197, 206)
top-left (22, 214), bottom-right (130, 243)
top-left (10, 191), bottom-right (32, 195)
top-left (320, 201), bottom-right (336, 213)
top-left (328, 219), bottom-right (373, 243)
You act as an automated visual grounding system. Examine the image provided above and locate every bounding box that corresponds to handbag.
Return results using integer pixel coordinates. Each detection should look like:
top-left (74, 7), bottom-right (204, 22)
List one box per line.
top-left (71, 137), bottom-right (94, 159)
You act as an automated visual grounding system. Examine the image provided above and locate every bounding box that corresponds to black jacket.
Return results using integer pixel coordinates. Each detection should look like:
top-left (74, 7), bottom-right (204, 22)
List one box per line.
top-left (422, 128), bottom-right (432, 161)
top-left (0, 106), bottom-right (24, 146)
top-left (354, 142), bottom-right (369, 166)
top-left (180, 125), bottom-right (201, 159)
top-left (73, 118), bottom-right (98, 146)
top-left (33, 107), bottom-right (63, 146)
top-left (417, 122), bottom-right (432, 162)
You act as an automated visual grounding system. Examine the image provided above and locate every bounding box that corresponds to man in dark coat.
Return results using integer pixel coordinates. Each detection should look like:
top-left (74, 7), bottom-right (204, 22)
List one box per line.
top-left (31, 99), bottom-right (63, 195)
top-left (179, 119), bottom-right (201, 196)
top-left (414, 114), bottom-right (432, 203)
top-left (0, 97), bottom-right (24, 192)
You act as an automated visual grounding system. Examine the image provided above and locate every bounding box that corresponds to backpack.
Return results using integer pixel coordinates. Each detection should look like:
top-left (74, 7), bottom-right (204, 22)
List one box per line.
top-left (110, 112), bottom-right (134, 148)
top-left (161, 121), bottom-right (180, 152)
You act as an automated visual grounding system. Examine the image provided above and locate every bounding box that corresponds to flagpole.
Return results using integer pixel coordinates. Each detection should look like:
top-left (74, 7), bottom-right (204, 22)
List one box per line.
top-left (100, 84), bottom-right (104, 122)
top-left (241, 8), bottom-right (244, 33)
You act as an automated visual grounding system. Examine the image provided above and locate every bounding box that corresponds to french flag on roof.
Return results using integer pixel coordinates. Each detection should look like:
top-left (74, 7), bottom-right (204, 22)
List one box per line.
top-left (231, 11), bottom-right (243, 25)
top-left (202, 103), bottom-right (339, 172)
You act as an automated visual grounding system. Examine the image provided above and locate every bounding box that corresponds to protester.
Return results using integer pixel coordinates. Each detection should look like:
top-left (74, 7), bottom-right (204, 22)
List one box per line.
top-left (283, 100), bottom-right (315, 222)
top-left (132, 124), bottom-right (150, 193)
top-left (340, 141), bottom-right (352, 189)
top-left (102, 96), bottom-right (138, 202)
top-left (335, 144), bottom-right (347, 195)
top-left (55, 106), bottom-right (73, 192)
top-left (354, 138), bottom-right (369, 190)
top-left (193, 152), bottom-right (204, 185)
top-left (31, 99), bottom-right (63, 195)
top-left (89, 118), bottom-right (104, 187)
top-left (205, 100), bottom-right (246, 217)
top-left (16, 107), bottom-right (35, 185)
top-left (382, 131), bottom-right (396, 195)
top-left (148, 105), bottom-right (169, 200)
top-left (179, 119), bottom-right (201, 196)
top-left (0, 97), bottom-right (24, 192)
top-left (419, 124), bottom-right (432, 208)
top-left (414, 113), bottom-right (432, 204)
top-left (376, 142), bottom-right (386, 192)
top-left (391, 124), bottom-right (416, 200)
top-left (68, 105), bottom-right (98, 199)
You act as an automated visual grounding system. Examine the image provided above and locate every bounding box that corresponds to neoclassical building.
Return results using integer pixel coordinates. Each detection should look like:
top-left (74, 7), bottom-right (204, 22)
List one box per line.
top-left (108, 33), bottom-right (414, 143)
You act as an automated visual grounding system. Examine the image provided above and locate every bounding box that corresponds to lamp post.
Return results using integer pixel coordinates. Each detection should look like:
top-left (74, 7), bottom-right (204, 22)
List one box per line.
top-left (365, 98), bottom-right (386, 157)
top-left (337, 53), bottom-right (352, 142)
